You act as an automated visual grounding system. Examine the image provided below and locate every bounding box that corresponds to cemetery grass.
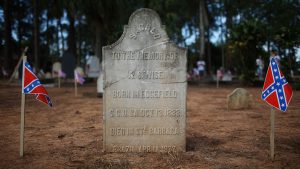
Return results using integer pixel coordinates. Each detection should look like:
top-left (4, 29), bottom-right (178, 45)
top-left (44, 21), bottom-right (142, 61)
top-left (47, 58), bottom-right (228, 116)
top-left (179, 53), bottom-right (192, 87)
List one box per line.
top-left (0, 83), bottom-right (299, 169)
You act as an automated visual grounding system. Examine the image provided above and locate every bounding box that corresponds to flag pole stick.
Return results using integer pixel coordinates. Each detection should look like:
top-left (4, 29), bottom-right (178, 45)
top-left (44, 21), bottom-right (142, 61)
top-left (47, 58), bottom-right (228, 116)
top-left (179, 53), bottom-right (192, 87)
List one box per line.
top-left (58, 75), bottom-right (61, 88)
top-left (8, 47), bottom-right (28, 84)
top-left (74, 70), bottom-right (77, 97)
top-left (270, 107), bottom-right (275, 160)
top-left (20, 54), bottom-right (27, 157)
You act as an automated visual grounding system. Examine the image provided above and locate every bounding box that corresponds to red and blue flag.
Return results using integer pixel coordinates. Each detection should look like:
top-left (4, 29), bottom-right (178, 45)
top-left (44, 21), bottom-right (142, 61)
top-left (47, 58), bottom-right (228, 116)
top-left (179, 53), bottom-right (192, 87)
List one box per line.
top-left (23, 62), bottom-right (52, 107)
top-left (58, 70), bottom-right (66, 78)
top-left (74, 70), bottom-right (85, 85)
top-left (261, 58), bottom-right (293, 112)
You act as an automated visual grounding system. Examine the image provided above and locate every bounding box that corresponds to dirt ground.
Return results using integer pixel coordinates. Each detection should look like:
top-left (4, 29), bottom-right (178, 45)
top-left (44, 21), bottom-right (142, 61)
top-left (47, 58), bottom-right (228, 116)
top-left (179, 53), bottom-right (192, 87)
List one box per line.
top-left (0, 82), bottom-right (299, 169)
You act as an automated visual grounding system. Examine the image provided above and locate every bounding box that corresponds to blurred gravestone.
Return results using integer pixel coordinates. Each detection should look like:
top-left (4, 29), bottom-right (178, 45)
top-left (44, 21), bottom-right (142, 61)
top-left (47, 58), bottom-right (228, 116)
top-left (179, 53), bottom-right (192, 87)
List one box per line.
top-left (227, 88), bottom-right (253, 110)
top-left (86, 56), bottom-right (100, 78)
top-left (103, 8), bottom-right (187, 152)
top-left (61, 51), bottom-right (76, 78)
top-left (52, 61), bottom-right (61, 78)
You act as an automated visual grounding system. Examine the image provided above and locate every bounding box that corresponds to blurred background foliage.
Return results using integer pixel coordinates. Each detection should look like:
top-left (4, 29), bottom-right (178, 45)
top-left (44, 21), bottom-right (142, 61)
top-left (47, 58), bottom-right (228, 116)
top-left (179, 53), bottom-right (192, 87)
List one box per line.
top-left (0, 0), bottom-right (299, 83)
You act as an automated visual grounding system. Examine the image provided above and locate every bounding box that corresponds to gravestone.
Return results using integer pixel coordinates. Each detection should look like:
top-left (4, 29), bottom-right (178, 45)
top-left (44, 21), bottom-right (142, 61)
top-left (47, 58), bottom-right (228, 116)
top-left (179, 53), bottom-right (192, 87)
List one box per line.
top-left (86, 56), bottom-right (100, 78)
top-left (227, 88), bottom-right (253, 110)
top-left (52, 61), bottom-right (61, 78)
top-left (103, 8), bottom-right (187, 152)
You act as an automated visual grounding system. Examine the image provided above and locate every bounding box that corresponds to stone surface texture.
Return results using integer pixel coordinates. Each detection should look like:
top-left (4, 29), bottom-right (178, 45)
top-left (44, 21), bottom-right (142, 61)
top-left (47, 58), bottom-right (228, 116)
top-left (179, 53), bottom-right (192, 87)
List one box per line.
top-left (227, 88), bottom-right (253, 110)
top-left (103, 8), bottom-right (187, 152)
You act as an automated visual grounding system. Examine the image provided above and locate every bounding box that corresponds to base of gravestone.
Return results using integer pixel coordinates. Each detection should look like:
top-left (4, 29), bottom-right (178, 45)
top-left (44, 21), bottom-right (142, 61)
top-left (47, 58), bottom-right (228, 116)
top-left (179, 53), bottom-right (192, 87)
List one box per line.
top-left (97, 93), bottom-right (103, 98)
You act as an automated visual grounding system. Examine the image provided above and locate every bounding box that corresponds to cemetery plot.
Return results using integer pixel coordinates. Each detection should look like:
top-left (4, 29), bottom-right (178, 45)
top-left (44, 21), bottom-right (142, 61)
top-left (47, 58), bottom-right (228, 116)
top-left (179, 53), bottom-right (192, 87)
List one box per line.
top-left (0, 85), bottom-right (299, 168)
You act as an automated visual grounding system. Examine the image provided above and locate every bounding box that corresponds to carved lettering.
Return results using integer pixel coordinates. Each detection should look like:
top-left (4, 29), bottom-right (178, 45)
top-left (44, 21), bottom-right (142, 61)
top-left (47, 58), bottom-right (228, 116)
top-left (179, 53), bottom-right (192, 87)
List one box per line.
top-left (112, 145), bottom-right (135, 152)
top-left (128, 70), bottom-right (163, 80)
top-left (109, 108), bottom-right (182, 118)
top-left (110, 126), bottom-right (183, 136)
top-left (132, 90), bottom-right (177, 98)
top-left (111, 51), bottom-right (178, 61)
top-left (149, 127), bottom-right (182, 135)
top-left (103, 9), bottom-right (186, 152)
top-left (112, 90), bottom-right (177, 99)
top-left (111, 128), bottom-right (135, 136)
top-left (129, 24), bottom-right (161, 40)
top-left (113, 90), bottom-right (131, 98)
top-left (111, 145), bottom-right (177, 152)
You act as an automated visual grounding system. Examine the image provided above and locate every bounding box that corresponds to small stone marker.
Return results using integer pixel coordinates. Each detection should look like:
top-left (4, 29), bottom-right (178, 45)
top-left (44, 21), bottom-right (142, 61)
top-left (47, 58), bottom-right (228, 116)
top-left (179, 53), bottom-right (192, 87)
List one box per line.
top-left (227, 88), bottom-right (252, 110)
top-left (103, 8), bottom-right (187, 152)
top-left (52, 62), bottom-right (62, 78)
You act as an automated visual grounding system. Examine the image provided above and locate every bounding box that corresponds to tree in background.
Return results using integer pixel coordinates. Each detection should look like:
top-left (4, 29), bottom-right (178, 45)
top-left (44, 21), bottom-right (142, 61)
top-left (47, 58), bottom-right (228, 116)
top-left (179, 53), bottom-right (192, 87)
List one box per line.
top-left (0, 0), bottom-right (299, 82)
top-left (229, 19), bottom-right (266, 83)
top-left (33, 0), bottom-right (40, 71)
top-left (4, 0), bottom-right (13, 74)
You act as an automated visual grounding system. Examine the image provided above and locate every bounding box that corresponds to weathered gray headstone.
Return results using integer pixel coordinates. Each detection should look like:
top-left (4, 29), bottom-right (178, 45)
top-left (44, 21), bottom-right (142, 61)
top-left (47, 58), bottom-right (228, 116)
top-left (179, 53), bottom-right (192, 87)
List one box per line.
top-left (52, 62), bottom-right (61, 78)
top-left (227, 88), bottom-right (253, 110)
top-left (103, 8), bottom-right (187, 152)
top-left (86, 56), bottom-right (100, 78)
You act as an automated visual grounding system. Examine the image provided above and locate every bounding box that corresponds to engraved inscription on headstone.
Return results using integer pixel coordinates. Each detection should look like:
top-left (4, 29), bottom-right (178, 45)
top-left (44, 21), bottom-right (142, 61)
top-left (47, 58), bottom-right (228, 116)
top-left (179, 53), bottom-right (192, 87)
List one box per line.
top-left (103, 8), bottom-right (187, 152)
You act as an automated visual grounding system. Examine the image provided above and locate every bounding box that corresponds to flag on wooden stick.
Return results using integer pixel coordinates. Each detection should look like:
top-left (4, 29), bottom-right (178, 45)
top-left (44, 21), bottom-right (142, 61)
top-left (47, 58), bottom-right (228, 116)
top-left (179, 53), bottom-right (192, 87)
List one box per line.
top-left (23, 62), bottom-right (53, 107)
top-left (53, 69), bottom-right (65, 78)
top-left (58, 70), bottom-right (66, 78)
top-left (20, 54), bottom-right (52, 157)
top-left (74, 70), bottom-right (84, 97)
top-left (261, 57), bottom-right (293, 160)
top-left (261, 58), bottom-right (293, 112)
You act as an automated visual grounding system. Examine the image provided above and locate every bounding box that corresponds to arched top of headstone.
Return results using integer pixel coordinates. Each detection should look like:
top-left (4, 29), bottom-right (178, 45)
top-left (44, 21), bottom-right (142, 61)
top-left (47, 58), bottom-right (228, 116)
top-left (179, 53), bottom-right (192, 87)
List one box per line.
top-left (127, 8), bottom-right (164, 29)
top-left (103, 8), bottom-right (170, 50)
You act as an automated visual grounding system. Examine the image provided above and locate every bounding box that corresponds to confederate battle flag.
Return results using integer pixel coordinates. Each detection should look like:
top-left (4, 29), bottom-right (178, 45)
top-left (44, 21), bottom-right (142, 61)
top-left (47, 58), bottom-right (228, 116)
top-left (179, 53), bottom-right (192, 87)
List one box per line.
top-left (23, 62), bottom-right (53, 107)
top-left (261, 58), bottom-right (293, 112)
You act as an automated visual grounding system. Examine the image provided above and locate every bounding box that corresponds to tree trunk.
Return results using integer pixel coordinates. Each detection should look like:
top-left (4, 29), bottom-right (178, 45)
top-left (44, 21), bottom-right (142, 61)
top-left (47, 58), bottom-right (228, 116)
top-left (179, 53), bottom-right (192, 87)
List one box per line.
top-left (17, 0), bottom-right (23, 56)
top-left (46, 13), bottom-right (50, 59)
top-left (206, 29), bottom-right (211, 74)
top-left (95, 22), bottom-right (103, 63)
top-left (58, 18), bottom-right (65, 56)
top-left (199, 0), bottom-right (205, 59)
top-left (4, 0), bottom-right (13, 74)
top-left (56, 19), bottom-right (60, 57)
top-left (67, 11), bottom-right (77, 61)
top-left (224, 4), bottom-right (233, 70)
top-left (33, 0), bottom-right (39, 72)
top-left (77, 16), bottom-right (81, 65)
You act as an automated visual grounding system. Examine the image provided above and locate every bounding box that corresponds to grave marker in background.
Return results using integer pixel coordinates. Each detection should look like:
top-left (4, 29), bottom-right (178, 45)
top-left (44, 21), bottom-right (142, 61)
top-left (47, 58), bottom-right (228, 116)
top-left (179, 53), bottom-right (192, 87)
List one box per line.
top-left (52, 62), bottom-right (62, 78)
top-left (86, 56), bottom-right (100, 78)
top-left (227, 88), bottom-right (252, 110)
top-left (103, 8), bottom-right (187, 152)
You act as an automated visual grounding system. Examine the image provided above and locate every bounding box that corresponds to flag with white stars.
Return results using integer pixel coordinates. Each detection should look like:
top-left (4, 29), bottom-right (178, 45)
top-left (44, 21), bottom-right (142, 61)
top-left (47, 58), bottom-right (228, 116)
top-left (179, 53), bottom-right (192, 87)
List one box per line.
top-left (23, 62), bottom-right (53, 107)
top-left (261, 58), bottom-right (292, 112)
